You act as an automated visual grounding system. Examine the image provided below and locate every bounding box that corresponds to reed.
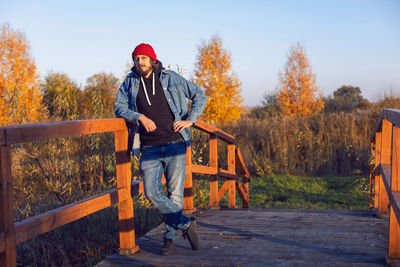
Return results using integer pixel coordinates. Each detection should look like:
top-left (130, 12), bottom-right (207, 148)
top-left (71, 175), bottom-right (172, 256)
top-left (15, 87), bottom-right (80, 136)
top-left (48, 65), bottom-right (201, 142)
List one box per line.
top-left (222, 109), bottom-right (379, 177)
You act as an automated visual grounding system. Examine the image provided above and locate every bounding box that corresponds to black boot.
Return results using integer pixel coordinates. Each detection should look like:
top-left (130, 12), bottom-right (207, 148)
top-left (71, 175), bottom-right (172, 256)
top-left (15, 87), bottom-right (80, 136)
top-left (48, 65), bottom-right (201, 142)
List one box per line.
top-left (162, 237), bottom-right (175, 256)
top-left (182, 218), bottom-right (199, 250)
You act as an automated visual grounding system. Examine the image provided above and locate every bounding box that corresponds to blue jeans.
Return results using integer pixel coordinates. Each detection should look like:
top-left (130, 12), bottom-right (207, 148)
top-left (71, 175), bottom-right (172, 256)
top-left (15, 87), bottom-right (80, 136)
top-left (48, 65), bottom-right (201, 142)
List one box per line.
top-left (140, 141), bottom-right (192, 240)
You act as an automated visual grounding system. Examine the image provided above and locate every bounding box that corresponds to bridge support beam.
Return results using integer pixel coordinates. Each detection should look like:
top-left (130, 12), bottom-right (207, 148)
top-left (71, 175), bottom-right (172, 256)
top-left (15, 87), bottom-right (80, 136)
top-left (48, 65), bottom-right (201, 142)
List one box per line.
top-left (388, 126), bottom-right (400, 263)
top-left (184, 146), bottom-right (196, 214)
top-left (0, 145), bottom-right (16, 267)
top-left (209, 135), bottom-right (220, 209)
top-left (227, 144), bottom-right (237, 209)
top-left (377, 120), bottom-right (392, 217)
top-left (115, 130), bottom-right (139, 255)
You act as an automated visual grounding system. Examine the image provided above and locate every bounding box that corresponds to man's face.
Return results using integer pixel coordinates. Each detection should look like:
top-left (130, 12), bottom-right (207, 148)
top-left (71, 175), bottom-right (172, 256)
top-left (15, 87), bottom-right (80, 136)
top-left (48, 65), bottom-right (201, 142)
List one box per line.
top-left (134, 55), bottom-right (153, 77)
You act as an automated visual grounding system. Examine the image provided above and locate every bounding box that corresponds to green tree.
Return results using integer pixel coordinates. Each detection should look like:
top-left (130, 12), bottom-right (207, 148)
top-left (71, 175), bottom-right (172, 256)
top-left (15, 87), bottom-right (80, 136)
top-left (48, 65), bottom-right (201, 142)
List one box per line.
top-left (193, 35), bottom-right (244, 123)
top-left (41, 72), bottom-right (83, 120)
top-left (324, 85), bottom-right (370, 112)
top-left (83, 72), bottom-right (120, 118)
top-left (249, 93), bottom-right (278, 119)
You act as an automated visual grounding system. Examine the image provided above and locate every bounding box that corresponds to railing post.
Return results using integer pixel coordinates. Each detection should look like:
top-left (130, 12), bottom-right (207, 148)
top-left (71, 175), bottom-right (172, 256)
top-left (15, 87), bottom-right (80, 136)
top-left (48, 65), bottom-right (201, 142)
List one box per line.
top-left (227, 144), bottom-right (236, 208)
top-left (242, 176), bottom-right (250, 209)
top-left (388, 125), bottom-right (400, 260)
top-left (378, 119), bottom-right (392, 217)
top-left (235, 147), bottom-right (250, 208)
top-left (209, 134), bottom-right (219, 209)
top-left (375, 131), bottom-right (382, 210)
top-left (370, 141), bottom-right (376, 209)
top-left (183, 145), bottom-right (195, 214)
top-left (115, 130), bottom-right (139, 255)
top-left (0, 145), bottom-right (17, 267)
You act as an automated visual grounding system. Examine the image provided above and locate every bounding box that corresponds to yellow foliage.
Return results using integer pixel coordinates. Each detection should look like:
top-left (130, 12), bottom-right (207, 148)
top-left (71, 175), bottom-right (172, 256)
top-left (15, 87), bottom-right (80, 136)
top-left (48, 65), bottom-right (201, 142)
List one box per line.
top-left (276, 43), bottom-right (324, 117)
top-left (193, 36), bottom-right (244, 123)
top-left (0, 23), bottom-right (43, 126)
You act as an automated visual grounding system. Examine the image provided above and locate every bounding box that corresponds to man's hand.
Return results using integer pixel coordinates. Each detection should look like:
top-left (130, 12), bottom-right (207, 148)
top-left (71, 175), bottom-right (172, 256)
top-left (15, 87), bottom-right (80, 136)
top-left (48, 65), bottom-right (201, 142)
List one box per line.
top-left (139, 115), bottom-right (156, 132)
top-left (174, 120), bottom-right (193, 133)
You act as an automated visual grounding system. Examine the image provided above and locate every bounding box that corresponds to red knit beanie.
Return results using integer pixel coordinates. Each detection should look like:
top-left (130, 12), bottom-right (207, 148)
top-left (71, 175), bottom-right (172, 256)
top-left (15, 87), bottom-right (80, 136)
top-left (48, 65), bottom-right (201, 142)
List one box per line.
top-left (132, 43), bottom-right (157, 62)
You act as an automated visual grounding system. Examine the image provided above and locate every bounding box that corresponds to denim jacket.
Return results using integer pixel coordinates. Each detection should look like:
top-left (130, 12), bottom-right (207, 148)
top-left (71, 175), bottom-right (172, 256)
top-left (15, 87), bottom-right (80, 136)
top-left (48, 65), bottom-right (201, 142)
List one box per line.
top-left (114, 68), bottom-right (207, 155)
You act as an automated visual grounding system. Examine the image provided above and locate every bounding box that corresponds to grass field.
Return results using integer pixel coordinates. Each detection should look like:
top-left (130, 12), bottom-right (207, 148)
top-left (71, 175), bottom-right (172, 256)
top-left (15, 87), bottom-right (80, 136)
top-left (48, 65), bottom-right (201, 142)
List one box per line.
top-left (193, 174), bottom-right (370, 211)
top-left (248, 175), bottom-right (370, 210)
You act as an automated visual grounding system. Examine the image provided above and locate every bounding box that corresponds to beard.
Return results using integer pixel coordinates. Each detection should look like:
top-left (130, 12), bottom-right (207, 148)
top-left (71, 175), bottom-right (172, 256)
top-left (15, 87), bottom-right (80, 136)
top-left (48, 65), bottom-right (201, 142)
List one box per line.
top-left (135, 64), bottom-right (153, 77)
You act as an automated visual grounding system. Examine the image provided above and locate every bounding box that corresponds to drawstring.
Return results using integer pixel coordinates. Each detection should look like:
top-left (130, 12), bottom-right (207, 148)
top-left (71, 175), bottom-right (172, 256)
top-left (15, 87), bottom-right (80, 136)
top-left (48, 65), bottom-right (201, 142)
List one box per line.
top-left (140, 73), bottom-right (155, 106)
top-left (152, 73), bottom-right (155, 95)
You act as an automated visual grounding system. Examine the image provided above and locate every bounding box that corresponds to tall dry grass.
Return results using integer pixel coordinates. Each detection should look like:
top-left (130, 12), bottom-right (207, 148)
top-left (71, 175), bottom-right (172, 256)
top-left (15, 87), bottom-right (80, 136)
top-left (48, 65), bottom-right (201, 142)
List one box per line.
top-left (222, 109), bottom-right (379, 177)
top-left (12, 133), bottom-right (162, 266)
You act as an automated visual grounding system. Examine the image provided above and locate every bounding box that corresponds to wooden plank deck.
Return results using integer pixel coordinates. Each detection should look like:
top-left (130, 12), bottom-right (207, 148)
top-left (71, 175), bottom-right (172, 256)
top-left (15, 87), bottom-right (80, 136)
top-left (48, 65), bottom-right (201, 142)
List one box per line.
top-left (96, 209), bottom-right (388, 267)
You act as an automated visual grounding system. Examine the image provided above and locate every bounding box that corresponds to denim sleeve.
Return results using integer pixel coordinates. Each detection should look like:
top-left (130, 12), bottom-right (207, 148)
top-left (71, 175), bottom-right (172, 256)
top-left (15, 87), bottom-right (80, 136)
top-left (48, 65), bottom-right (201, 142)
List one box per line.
top-left (179, 76), bottom-right (207, 123)
top-left (114, 77), bottom-right (141, 123)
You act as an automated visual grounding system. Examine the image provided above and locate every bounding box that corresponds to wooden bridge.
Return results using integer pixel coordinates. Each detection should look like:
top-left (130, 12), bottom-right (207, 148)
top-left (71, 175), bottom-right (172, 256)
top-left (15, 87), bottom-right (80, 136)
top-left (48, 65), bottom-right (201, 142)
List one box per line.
top-left (0, 108), bottom-right (399, 266)
top-left (96, 209), bottom-right (388, 266)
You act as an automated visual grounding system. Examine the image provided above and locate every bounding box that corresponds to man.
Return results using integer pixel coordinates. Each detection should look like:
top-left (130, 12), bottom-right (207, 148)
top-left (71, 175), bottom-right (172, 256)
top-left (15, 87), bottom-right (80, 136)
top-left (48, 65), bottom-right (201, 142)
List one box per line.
top-left (114, 43), bottom-right (207, 256)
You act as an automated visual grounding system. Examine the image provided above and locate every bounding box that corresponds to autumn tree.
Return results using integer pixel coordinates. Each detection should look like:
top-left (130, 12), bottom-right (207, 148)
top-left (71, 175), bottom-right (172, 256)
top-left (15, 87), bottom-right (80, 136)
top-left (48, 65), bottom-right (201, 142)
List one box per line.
top-left (41, 72), bottom-right (83, 120)
top-left (193, 36), bottom-right (243, 123)
top-left (276, 43), bottom-right (324, 117)
top-left (83, 72), bottom-right (119, 118)
top-left (0, 23), bottom-right (43, 125)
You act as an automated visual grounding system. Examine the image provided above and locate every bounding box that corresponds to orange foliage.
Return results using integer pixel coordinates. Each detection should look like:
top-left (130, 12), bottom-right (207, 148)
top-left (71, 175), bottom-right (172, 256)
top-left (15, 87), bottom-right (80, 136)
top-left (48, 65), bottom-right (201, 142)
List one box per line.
top-left (0, 24), bottom-right (42, 126)
top-left (276, 43), bottom-right (324, 117)
top-left (193, 36), bottom-right (243, 123)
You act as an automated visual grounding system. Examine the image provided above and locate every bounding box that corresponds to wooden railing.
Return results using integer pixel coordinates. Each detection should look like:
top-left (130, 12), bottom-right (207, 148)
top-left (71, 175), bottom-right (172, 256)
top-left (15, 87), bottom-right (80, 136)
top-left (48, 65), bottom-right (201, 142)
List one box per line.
top-left (0, 118), bottom-right (249, 266)
top-left (370, 108), bottom-right (400, 262)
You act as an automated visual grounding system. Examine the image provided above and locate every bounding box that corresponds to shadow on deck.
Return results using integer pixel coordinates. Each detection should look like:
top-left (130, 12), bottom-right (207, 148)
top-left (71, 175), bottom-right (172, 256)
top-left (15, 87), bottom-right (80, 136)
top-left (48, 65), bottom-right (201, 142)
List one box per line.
top-left (96, 209), bottom-right (387, 267)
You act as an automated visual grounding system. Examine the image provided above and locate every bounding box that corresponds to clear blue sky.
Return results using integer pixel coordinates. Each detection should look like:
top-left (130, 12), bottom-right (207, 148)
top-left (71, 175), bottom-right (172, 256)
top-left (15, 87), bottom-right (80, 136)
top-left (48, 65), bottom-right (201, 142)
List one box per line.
top-left (1, 0), bottom-right (399, 106)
